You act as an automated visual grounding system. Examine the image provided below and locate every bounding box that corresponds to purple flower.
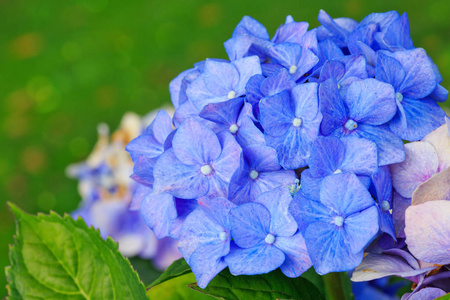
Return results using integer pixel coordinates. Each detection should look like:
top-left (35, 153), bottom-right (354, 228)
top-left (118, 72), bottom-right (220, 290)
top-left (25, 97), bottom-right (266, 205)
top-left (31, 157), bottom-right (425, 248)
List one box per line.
top-left (376, 49), bottom-right (445, 141)
top-left (153, 118), bottom-right (241, 199)
top-left (178, 197), bottom-right (235, 288)
top-left (319, 78), bottom-right (404, 166)
top-left (228, 145), bottom-right (296, 205)
top-left (259, 83), bottom-right (322, 169)
top-left (225, 187), bottom-right (312, 277)
top-left (290, 173), bottom-right (379, 274)
top-left (186, 56), bottom-right (262, 111)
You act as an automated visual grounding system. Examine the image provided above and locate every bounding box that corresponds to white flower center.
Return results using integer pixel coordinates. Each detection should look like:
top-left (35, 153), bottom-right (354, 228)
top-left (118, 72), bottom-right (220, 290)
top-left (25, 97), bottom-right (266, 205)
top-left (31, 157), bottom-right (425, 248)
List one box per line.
top-left (289, 65), bottom-right (297, 74)
top-left (228, 90), bottom-right (236, 99)
top-left (396, 92), bottom-right (403, 103)
top-left (219, 232), bottom-right (227, 241)
top-left (265, 233), bottom-right (275, 244)
top-left (229, 124), bottom-right (239, 134)
top-left (381, 201), bottom-right (390, 212)
top-left (292, 117), bottom-right (302, 127)
top-left (344, 119), bottom-right (358, 131)
top-left (334, 216), bottom-right (344, 227)
top-left (333, 169), bottom-right (342, 174)
top-left (200, 164), bottom-right (213, 175)
top-left (249, 170), bottom-right (259, 180)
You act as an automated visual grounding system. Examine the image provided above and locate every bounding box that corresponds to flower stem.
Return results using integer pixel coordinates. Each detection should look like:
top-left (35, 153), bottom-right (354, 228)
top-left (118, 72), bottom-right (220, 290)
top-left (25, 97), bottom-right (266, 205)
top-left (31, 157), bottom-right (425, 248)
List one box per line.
top-left (323, 272), bottom-right (351, 300)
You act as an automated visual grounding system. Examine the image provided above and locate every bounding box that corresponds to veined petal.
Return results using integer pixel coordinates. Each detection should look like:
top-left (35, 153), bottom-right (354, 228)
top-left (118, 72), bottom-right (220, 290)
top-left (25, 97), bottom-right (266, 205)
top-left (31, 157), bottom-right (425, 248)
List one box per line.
top-left (225, 243), bottom-right (286, 275)
top-left (172, 118), bottom-right (221, 165)
top-left (405, 200), bottom-right (450, 265)
top-left (259, 91), bottom-right (296, 136)
top-left (390, 142), bottom-right (438, 198)
top-left (275, 233), bottom-right (312, 278)
top-left (345, 79), bottom-right (396, 125)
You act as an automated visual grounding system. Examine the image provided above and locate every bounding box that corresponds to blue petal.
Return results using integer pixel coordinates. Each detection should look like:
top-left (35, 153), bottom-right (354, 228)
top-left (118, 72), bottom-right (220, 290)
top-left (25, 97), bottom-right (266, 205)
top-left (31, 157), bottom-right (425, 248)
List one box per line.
top-left (275, 233), bottom-right (312, 277)
top-left (430, 84), bottom-right (448, 102)
top-left (243, 144), bottom-right (281, 172)
top-left (130, 184), bottom-right (152, 211)
top-left (173, 99), bottom-right (199, 126)
top-left (340, 137), bottom-right (378, 175)
top-left (172, 118), bottom-right (221, 165)
top-left (268, 42), bottom-right (301, 70)
top-left (344, 205), bottom-right (379, 253)
top-left (266, 127), bottom-right (314, 170)
top-left (255, 187), bottom-right (298, 237)
top-left (153, 149), bottom-right (208, 199)
top-left (199, 97), bottom-right (243, 126)
top-left (232, 16), bottom-right (269, 40)
top-left (232, 56), bottom-right (263, 94)
top-left (320, 173), bottom-right (375, 216)
top-left (197, 196), bottom-right (236, 230)
top-left (319, 60), bottom-right (345, 83)
top-left (347, 23), bottom-right (378, 55)
top-left (391, 48), bottom-right (437, 99)
top-left (131, 155), bottom-right (157, 187)
top-left (179, 208), bottom-right (230, 264)
top-left (260, 69), bottom-right (296, 97)
top-left (309, 136), bottom-right (345, 178)
top-left (383, 13), bottom-right (413, 50)
top-left (392, 191), bottom-right (410, 238)
top-left (319, 79), bottom-right (348, 136)
top-left (211, 131), bottom-right (242, 183)
top-left (260, 91), bottom-right (295, 136)
top-left (190, 250), bottom-right (227, 288)
top-left (378, 208), bottom-right (396, 241)
top-left (375, 52), bottom-right (406, 91)
top-left (272, 21), bottom-right (309, 44)
top-left (389, 97), bottom-right (446, 141)
top-left (245, 74), bottom-right (265, 106)
top-left (317, 10), bottom-right (353, 48)
top-left (304, 222), bottom-right (365, 274)
top-left (187, 73), bottom-right (229, 111)
top-left (144, 110), bottom-right (173, 142)
top-left (290, 192), bottom-right (331, 231)
top-left (140, 192), bottom-right (177, 239)
top-left (229, 202), bottom-right (270, 248)
top-left (370, 166), bottom-right (393, 206)
top-left (318, 39), bottom-right (344, 63)
top-left (291, 82), bottom-right (320, 121)
top-left (345, 79), bottom-right (396, 125)
top-left (299, 169), bottom-right (322, 200)
top-left (355, 124), bottom-right (405, 166)
top-left (126, 135), bottom-right (163, 162)
top-left (235, 115), bottom-right (266, 147)
top-left (225, 243), bottom-right (286, 275)
top-left (203, 59), bottom-right (239, 95)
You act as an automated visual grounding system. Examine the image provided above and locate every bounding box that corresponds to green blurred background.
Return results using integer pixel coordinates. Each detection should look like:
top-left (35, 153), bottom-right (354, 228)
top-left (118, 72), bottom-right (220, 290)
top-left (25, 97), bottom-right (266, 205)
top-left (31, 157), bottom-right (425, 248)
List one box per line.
top-left (1, 0), bottom-right (449, 296)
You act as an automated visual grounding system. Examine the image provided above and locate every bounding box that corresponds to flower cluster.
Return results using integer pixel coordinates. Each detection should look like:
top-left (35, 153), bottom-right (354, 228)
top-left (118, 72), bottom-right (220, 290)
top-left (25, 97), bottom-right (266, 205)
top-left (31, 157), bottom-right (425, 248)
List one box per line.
top-left (126, 10), bottom-right (449, 291)
top-left (68, 111), bottom-right (181, 270)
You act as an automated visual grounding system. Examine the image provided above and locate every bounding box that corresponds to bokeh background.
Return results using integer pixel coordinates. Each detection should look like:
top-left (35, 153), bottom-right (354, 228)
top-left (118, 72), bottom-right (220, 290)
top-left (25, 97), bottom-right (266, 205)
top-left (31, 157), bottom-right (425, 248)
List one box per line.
top-left (1, 0), bottom-right (449, 296)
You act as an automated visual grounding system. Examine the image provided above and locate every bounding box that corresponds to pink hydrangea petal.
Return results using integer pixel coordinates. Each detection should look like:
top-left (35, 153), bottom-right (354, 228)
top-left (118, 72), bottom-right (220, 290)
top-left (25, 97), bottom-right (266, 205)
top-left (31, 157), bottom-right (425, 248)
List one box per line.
top-left (412, 167), bottom-right (450, 206)
top-left (405, 200), bottom-right (450, 265)
top-left (390, 142), bottom-right (439, 198)
top-left (422, 122), bottom-right (450, 172)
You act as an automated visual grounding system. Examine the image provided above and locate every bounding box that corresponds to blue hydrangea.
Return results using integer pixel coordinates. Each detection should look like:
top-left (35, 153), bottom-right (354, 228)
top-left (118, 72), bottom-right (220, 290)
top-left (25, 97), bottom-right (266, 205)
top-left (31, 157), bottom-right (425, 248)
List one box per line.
top-left (123, 10), bottom-right (449, 291)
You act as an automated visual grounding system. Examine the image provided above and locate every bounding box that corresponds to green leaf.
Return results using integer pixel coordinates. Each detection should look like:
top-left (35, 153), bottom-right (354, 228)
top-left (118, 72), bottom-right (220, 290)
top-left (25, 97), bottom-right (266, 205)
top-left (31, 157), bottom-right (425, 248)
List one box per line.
top-left (436, 294), bottom-right (450, 300)
top-left (128, 256), bottom-right (163, 287)
top-left (5, 203), bottom-right (147, 300)
top-left (148, 258), bottom-right (192, 289)
top-left (147, 272), bottom-right (213, 300)
top-left (188, 268), bottom-right (325, 300)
